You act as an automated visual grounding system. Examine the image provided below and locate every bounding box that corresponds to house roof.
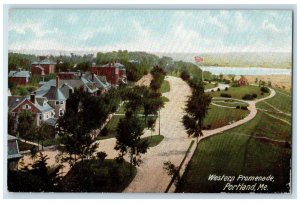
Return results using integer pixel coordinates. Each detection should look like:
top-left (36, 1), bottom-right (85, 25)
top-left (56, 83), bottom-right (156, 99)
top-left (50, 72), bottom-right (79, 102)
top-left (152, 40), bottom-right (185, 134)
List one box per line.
top-left (8, 96), bottom-right (24, 110)
top-left (44, 118), bottom-right (58, 127)
top-left (82, 72), bottom-right (110, 89)
top-left (43, 86), bottom-right (67, 101)
top-left (8, 71), bottom-right (31, 78)
top-left (99, 62), bottom-right (125, 69)
top-left (32, 60), bottom-right (56, 65)
top-left (34, 65), bottom-right (44, 71)
top-left (35, 78), bottom-right (99, 99)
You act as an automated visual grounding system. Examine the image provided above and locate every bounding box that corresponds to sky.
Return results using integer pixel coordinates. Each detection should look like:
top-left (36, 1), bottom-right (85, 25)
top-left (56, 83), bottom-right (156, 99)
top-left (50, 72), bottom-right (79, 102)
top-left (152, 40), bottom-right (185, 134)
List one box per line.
top-left (8, 9), bottom-right (293, 54)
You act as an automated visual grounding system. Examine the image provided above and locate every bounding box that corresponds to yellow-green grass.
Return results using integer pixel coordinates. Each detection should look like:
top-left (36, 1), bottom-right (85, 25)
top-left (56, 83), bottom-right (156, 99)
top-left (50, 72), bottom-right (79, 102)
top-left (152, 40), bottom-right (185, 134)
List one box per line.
top-left (256, 90), bottom-right (292, 114)
top-left (204, 83), bottom-right (216, 90)
top-left (212, 100), bottom-right (249, 108)
top-left (142, 135), bottom-right (164, 147)
top-left (208, 86), bottom-right (270, 100)
top-left (176, 111), bottom-right (291, 193)
top-left (160, 80), bottom-right (170, 93)
top-left (61, 159), bottom-right (137, 192)
top-left (161, 96), bottom-right (169, 103)
top-left (98, 115), bottom-right (124, 140)
top-left (116, 105), bottom-right (143, 114)
top-left (203, 105), bottom-right (249, 129)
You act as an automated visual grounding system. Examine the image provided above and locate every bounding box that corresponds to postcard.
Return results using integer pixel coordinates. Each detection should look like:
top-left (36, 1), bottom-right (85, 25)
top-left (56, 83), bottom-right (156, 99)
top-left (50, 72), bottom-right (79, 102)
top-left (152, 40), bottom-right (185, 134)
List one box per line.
top-left (6, 8), bottom-right (293, 194)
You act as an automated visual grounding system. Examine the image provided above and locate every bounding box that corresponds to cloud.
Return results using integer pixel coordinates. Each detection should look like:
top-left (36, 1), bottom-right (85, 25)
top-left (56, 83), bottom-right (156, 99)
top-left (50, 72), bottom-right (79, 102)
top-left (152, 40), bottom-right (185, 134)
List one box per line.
top-left (261, 20), bottom-right (280, 33)
top-left (9, 21), bottom-right (59, 37)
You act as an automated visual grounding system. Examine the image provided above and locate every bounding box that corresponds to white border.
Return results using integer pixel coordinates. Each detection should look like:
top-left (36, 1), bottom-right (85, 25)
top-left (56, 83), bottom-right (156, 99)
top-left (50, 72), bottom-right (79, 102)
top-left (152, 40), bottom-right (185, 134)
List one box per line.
top-left (1, 1), bottom-right (298, 201)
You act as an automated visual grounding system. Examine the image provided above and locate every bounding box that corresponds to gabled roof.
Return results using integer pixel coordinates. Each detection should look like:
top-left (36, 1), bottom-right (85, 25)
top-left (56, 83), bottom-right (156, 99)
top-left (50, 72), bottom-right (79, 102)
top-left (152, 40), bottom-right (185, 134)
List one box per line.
top-left (82, 72), bottom-right (110, 89)
top-left (8, 96), bottom-right (24, 110)
top-left (8, 71), bottom-right (31, 78)
top-left (98, 62), bottom-right (125, 69)
top-left (9, 97), bottom-right (54, 114)
top-left (43, 86), bottom-right (66, 101)
top-left (44, 118), bottom-right (58, 127)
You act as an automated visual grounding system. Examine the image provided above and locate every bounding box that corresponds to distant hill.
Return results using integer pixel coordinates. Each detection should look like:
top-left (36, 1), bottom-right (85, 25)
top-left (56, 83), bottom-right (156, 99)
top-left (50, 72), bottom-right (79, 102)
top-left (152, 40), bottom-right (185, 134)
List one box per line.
top-left (155, 52), bottom-right (292, 69)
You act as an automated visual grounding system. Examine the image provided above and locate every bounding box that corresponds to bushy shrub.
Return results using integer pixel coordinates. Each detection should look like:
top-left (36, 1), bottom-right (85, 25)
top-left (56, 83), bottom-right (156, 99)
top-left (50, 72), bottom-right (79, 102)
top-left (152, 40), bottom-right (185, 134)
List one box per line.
top-left (236, 106), bottom-right (240, 109)
top-left (241, 106), bottom-right (248, 110)
top-left (225, 87), bottom-right (228, 91)
top-left (261, 92), bottom-right (264, 95)
top-left (211, 89), bottom-right (214, 92)
top-left (242, 94), bottom-right (254, 100)
top-left (260, 86), bottom-right (270, 93)
top-left (220, 93), bottom-right (232, 98)
top-left (217, 88), bottom-right (220, 91)
top-left (252, 93), bottom-right (257, 98)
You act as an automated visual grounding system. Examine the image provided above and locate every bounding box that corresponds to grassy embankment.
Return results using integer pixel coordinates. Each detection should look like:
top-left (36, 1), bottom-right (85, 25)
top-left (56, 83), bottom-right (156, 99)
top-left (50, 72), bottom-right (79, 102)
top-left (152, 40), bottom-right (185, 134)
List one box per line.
top-left (208, 86), bottom-right (270, 100)
top-left (176, 89), bottom-right (291, 193)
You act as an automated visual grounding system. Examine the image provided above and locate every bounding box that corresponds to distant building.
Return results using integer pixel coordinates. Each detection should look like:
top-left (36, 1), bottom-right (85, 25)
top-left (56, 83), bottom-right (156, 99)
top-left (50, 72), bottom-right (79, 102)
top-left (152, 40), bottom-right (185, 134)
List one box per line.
top-left (91, 62), bottom-right (127, 86)
top-left (31, 59), bottom-right (56, 75)
top-left (58, 72), bottom-right (78, 80)
top-left (8, 70), bottom-right (31, 86)
top-left (238, 76), bottom-right (248, 86)
top-left (7, 135), bottom-right (22, 170)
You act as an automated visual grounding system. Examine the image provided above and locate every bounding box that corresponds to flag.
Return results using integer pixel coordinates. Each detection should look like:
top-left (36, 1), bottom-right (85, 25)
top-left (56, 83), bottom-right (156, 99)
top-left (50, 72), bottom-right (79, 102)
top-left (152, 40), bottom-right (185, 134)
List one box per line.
top-left (194, 56), bottom-right (204, 63)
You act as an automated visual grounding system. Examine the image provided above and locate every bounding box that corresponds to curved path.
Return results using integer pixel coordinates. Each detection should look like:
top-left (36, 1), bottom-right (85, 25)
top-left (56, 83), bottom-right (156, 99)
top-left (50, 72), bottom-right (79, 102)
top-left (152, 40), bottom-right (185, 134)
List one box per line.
top-left (168, 86), bottom-right (276, 192)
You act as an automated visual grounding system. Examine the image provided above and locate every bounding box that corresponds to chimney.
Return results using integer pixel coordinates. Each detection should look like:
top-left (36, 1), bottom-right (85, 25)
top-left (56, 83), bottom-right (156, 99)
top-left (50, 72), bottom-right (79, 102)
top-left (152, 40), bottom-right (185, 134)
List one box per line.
top-left (30, 93), bottom-right (35, 104)
top-left (56, 76), bottom-right (59, 89)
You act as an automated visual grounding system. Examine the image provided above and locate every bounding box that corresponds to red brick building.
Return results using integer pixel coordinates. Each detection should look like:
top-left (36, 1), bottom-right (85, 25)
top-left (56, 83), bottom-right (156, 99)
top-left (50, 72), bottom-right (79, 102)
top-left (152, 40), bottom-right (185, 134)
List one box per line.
top-left (58, 72), bottom-right (78, 80)
top-left (238, 76), bottom-right (248, 86)
top-left (31, 60), bottom-right (56, 75)
top-left (8, 71), bottom-right (31, 85)
top-left (90, 62), bottom-right (126, 86)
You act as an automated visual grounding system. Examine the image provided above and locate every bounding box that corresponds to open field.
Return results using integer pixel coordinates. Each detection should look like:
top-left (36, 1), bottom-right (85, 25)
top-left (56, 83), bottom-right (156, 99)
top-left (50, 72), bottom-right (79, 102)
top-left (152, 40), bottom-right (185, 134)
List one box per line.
top-left (98, 115), bottom-right (124, 140)
top-left (204, 83), bottom-right (215, 90)
top-left (256, 89), bottom-right (292, 114)
top-left (176, 110), bottom-right (291, 193)
top-left (204, 105), bottom-right (249, 129)
top-left (245, 75), bottom-right (292, 91)
top-left (208, 85), bottom-right (270, 100)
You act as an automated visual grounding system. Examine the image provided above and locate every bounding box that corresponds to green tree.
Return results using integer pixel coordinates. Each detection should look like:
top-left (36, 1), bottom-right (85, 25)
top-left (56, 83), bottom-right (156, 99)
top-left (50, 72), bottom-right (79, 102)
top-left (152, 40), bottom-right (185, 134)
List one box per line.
top-left (56, 90), bottom-right (109, 167)
top-left (36, 122), bottom-right (53, 150)
top-left (182, 85), bottom-right (211, 142)
top-left (17, 110), bottom-right (36, 142)
top-left (115, 115), bottom-right (149, 176)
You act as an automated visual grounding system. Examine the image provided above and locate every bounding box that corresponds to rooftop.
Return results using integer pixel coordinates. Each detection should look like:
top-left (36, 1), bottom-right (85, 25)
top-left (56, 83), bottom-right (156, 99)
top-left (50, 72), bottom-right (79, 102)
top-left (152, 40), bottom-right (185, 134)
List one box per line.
top-left (8, 70), bottom-right (31, 78)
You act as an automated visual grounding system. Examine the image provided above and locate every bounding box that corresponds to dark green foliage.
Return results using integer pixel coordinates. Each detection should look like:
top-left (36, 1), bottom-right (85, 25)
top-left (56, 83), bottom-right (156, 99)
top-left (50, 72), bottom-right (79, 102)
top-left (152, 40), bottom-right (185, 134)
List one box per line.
top-left (261, 86), bottom-right (270, 93)
top-left (57, 90), bottom-right (111, 166)
top-left (60, 159), bottom-right (136, 192)
top-left (115, 115), bottom-right (149, 175)
top-left (8, 152), bottom-right (62, 192)
top-left (182, 83), bottom-right (212, 141)
top-left (242, 94), bottom-right (255, 100)
top-left (180, 70), bottom-right (190, 81)
top-left (220, 93), bottom-right (232, 98)
top-left (17, 110), bottom-right (36, 141)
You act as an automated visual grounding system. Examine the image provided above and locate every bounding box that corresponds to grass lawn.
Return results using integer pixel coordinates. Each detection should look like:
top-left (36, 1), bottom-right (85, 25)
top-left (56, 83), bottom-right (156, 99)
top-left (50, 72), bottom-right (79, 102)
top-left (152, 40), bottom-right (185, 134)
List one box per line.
top-left (212, 100), bottom-right (249, 108)
top-left (204, 83), bottom-right (216, 90)
top-left (61, 159), bottom-right (137, 192)
top-left (203, 105), bottom-right (249, 129)
top-left (176, 111), bottom-right (291, 193)
top-left (97, 115), bottom-right (125, 140)
top-left (160, 80), bottom-right (170, 93)
top-left (116, 104), bottom-right (144, 114)
top-left (142, 135), bottom-right (164, 147)
top-left (208, 86), bottom-right (270, 100)
top-left (161, 96), bottom-right (170, 103)
top-left (256, 89), bottom-right (292, 114)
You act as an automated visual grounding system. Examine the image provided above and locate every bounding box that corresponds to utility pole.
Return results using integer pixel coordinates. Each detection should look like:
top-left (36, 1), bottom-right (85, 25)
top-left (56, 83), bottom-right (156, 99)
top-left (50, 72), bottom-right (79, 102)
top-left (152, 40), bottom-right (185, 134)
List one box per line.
top-left (158, 109), bottom-right (161, 136)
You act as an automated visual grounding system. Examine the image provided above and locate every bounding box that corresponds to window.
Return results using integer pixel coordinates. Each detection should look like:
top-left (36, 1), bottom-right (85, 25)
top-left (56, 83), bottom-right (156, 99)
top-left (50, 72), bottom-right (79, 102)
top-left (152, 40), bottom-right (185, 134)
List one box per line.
top-left (39, 114), bottom-right (42, 120)
top-left (56, 101), bottom-right (59, 105)
top-left (46, 115), bottom-right (48, 119)
top-left (59, 109), bottom-right (64, 116)
top-left (60, 101), bottom-right (64, 105)
top-left (25, 104), bottom-right (29, 109)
